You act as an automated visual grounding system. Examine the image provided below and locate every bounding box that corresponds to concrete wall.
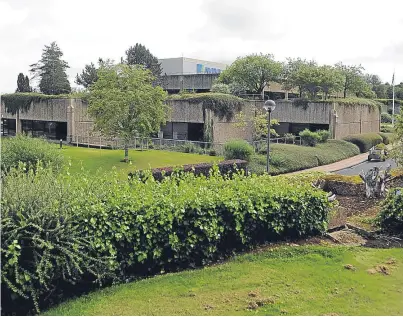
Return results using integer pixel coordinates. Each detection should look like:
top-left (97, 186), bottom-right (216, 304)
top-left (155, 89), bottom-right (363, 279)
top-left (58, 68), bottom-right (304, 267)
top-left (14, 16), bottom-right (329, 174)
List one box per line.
top-left (265, 100), bottom-right (331, 124)
top-left (163, 74), bottom-right (219, 91)
top-left (1, 98), bottom-right (70, 122)
top-left (166, 100), bottom-right (204, 123)
top-left (332, 103), bottom-right (380, 139)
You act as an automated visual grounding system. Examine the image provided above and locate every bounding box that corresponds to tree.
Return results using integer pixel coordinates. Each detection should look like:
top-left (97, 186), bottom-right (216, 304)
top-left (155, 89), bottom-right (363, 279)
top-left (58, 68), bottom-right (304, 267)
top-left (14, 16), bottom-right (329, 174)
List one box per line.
top-left (317, 65), bottom-right (344, 99)
top-left (30, 42), bottom-right (71, 95)
top-left (211, 83), bottom-right (230, 94)
top-left (392, 113), bottom-right (403, 166)
top-left (234, 109), bottom-right (279, 141)
top-left (88, 63), bottom-right (169, 162)
top-left (125, 43), bottom-right (162, 79)
top-left (335, 62), bottom-right (371, 98)
top-left (218, 53), bottom-right (283, 95)
top-left (281, 58), bottom-right (317, 97)
top-left (15, 73), bottom-right (32, 92)
top-left (75, 62), bottom-right (98, 89)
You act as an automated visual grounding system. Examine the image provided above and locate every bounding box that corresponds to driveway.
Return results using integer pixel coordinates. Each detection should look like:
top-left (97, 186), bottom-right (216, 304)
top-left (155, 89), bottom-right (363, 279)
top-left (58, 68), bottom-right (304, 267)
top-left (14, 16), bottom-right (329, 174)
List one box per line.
top-left (335, 158), bottom-right (397, 176)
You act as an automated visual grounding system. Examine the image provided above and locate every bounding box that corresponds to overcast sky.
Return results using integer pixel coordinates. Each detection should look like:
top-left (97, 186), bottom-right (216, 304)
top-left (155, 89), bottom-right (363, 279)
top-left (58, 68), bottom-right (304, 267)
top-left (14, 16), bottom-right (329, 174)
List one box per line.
top-left (1, 0), bottom-right (402, 93)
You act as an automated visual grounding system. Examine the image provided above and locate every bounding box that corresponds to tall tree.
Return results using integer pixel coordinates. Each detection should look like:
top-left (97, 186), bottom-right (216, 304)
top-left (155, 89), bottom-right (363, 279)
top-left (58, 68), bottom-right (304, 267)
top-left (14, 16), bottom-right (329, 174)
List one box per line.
top-left (317, 65), bottom-right (344, 99)
top-left (125, 43), bottom-right (162, 79)
top-left (281, 58), bottom-right (317, 97)
top-left (15, 73), bottom-right (32, 92)
top-left (335, 62), bottom-right (370, 98)
top-left (88, 63), bottom-right (168, 162)
top-left (30, 42), bottom-right (71, 95)
top-left (218, 53), bottom-right (283, 95)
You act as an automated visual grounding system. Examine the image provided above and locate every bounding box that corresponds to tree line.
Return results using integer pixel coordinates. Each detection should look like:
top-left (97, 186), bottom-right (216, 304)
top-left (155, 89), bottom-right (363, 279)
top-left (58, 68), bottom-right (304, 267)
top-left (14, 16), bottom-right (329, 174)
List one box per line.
top-left (14, 42), bottom-right (402, 101)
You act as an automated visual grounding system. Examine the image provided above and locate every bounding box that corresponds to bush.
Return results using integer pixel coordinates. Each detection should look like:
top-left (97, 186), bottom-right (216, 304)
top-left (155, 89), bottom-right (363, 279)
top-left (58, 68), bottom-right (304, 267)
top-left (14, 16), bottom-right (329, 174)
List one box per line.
top-left (1, 164), bottom-right (332, 314)
top-left (299, 129), bottom-right (321, 146)
top-left (378, 132), bottom-right (391, 145)
top-left (377, 188), bottom-right (403, 236)
top-left (208, 149), bottom-right (217, 156)
top-left (381, 112), bottom-right (392, 123)
top-left (317, 130), bottom-right (331, 143)
top-left (129, 160), bottom-right (248, 182)
top-left (342, 133), bottom-right (383, 153)
top-left (1, 134), bottom-right (64, 173)
top-left (381, 124), bottom-right (394, 133)
top-left (251, 140), bottom-right (360, 175)
top-left (224, 139), bottom-right (254, 161)
top-left (211, 83), bottom-right (231, 94)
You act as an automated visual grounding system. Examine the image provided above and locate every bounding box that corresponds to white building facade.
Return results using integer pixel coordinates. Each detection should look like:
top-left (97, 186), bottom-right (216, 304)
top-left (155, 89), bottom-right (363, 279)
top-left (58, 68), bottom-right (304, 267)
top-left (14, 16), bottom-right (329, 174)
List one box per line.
top-left (159, 57), bottom-right (228, 76)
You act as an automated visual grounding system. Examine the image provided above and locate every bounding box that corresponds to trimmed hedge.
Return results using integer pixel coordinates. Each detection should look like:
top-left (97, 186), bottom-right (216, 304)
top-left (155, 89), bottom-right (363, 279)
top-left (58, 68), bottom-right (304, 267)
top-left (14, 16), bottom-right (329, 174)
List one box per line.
top-left (249, 140), bottom-right (360, 175)
top-left (342, 133), bottom-right (383, 153)
top-left (129, 159), bottom-right (248, 181)
top-left (377, 188), bottom-right (403, 236)
top-left (1, 134), bottom-right (64, 173)
top-left (1, 164), bottom-right (332, 314)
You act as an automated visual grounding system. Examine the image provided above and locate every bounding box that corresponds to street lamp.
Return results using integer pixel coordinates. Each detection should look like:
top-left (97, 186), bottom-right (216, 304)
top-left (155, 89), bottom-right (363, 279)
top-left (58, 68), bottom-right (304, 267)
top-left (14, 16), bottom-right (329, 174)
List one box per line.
top-left (263, 100), bottom-right (276, 173)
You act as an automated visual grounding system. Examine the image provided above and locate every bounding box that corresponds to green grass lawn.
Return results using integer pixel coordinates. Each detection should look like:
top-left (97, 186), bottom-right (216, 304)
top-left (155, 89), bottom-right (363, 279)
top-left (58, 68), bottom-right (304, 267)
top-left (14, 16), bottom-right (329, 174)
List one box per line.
top-left (44, 246), bottom-right (403, 316)
top-left (61, 146), bottom-right (222, 177)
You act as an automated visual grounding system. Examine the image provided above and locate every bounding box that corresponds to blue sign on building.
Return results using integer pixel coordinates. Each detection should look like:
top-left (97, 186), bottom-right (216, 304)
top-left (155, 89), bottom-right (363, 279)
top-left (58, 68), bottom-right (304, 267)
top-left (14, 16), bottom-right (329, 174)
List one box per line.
top-left (197, 64), bottom-right (221, 74)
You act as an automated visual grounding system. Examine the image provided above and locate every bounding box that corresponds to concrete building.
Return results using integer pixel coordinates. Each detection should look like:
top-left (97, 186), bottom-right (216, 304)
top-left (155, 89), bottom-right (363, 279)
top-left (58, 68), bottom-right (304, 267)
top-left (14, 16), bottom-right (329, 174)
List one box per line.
top-left (159, 57), bottom-right (228, 76)
top-left (1, 97), bottom-right (380, 145)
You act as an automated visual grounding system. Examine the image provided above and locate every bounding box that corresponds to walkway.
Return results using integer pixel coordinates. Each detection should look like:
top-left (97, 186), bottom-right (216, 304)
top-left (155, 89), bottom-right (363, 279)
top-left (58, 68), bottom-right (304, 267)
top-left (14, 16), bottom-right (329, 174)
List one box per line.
top-left (287, 153), bottom-right (369, 175)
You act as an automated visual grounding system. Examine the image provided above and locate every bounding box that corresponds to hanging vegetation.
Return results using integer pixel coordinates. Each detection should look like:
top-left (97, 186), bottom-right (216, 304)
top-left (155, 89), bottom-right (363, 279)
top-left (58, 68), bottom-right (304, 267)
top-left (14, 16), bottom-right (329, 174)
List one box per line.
top-left (167, 92), bottom-right (244, 121)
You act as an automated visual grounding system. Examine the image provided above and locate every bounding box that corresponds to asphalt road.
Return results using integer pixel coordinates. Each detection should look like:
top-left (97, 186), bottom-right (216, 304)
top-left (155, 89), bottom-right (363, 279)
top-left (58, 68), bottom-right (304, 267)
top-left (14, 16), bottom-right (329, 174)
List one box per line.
top-left (335, 158), bottom-right (397, 175)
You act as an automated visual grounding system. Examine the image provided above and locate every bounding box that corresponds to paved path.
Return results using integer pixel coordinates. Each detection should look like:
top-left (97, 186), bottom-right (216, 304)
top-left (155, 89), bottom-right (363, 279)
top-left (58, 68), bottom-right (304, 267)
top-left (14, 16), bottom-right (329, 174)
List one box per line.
top-left (287, 153), bottom-right (369, 175)
top-left (335, 158), bottom-right (397, 175)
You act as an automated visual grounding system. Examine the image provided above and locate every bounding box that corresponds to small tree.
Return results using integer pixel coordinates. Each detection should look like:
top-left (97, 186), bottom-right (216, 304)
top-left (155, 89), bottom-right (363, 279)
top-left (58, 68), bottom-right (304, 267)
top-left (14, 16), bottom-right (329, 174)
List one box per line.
top-left (88, 64), bottom-right (169, 162)
top-left (16, 73), bottom-right (32, 92)
top-left (218, 53), bottom-right (283, 95)
top-left (391, 113), bottom-right (403, 166)
top-left (75, 62), bottom-right (98, 88)
top-left (335, 62), bottom-right (371, 98)
top-left (234, 109), bottom-right (278, 141)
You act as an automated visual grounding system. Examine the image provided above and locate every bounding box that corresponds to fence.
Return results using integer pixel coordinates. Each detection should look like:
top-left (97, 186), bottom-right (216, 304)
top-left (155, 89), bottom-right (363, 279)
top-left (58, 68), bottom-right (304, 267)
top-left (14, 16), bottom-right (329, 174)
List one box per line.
top-left (69, 135), bottom-right (303, 155)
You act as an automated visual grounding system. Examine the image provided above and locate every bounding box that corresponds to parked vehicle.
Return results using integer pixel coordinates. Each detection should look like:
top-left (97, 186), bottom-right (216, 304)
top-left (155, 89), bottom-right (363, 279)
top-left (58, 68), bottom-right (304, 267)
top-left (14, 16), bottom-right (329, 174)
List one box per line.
top-left (368, 145), bottom-right (387, 162)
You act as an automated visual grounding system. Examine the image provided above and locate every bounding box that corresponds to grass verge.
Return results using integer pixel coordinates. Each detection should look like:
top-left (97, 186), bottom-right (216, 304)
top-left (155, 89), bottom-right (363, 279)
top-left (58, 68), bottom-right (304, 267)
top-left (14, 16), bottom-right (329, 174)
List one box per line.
top-left (249, 140), bottom-right (360, 175)
top-left (44, 246), bottom-right (403, 316)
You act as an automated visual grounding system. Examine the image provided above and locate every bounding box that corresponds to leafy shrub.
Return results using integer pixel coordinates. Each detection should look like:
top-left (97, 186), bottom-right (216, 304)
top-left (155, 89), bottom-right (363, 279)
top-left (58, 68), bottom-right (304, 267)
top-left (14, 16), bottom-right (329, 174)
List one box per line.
top-left (224, 139), bottom-right (254, 161)
top-left (2, 164), bottom-right (332, 314)
top-left (378, 132), bottom-right (391, 145)
top-left (1, 134), bottom-right (64, 173)
top-left (180, 143), bottom-right (203, 154)
top-left (284, 133), bottom-right (296, 143)
top-left (299, 129), bottom-right (321, 147)
top-left (252, 140), bottom-right (360, 175)
top-left (377, 188), bottom-right (403, 236)
top-left (317, 130), bottom-right (331, 143)
top-left (211, 83), bottom-right (231, 94)
top-left (381, 112), bottom-right (392, 123)
top-left (375, 143), bottom-right (385, 150)
top-left (381, 123), bottom-right (394, 133)
top-left (342, 133), bottom-right (383, 153)
top-left (208, 149), bottom-right (217, 156)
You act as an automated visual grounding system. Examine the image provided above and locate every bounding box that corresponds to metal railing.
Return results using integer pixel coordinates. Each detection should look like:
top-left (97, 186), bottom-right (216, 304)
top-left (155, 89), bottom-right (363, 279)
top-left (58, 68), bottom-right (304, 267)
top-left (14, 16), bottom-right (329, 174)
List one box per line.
top-left (69, 135), bottom-right (303, 155)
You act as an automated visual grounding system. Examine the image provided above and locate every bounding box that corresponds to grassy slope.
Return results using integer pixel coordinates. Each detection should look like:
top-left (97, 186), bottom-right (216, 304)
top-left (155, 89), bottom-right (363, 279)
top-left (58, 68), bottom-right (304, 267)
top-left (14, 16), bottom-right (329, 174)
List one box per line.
top-left (44, 246), bottom-right (403, 316)
top-left (249, 140), bottom-right (360, 175)
top-left (61, 146), bottom-right (222, 177)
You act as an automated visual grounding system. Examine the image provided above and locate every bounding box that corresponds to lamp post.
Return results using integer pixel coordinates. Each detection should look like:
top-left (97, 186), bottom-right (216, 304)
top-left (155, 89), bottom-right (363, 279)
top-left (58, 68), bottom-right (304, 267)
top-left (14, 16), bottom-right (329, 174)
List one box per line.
top-left (263, 100), bottom-right (276, 173)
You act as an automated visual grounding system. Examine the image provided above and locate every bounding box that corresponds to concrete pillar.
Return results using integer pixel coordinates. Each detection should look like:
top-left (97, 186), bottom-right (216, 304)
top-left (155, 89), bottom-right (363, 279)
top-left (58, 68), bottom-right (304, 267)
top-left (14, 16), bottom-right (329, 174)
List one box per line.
top-left (285, 91), bottom-right (289, 100)
top-left (67, 99), bottom-right (75, 143)
top-left (16, 110), bottom-right (22, 134)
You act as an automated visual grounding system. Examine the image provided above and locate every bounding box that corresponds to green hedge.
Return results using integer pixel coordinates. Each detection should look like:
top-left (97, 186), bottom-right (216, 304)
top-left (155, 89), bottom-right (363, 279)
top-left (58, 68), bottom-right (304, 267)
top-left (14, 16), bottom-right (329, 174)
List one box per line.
top-left (249, 140), bottom-right (360, 175)
top-left (1, 134), bottom-right (64, 173)
top-left (342, 133), bottom-right (383, 153)
top-left (1, 164), bottom-right (332, 314)
top-left (377, 188), bottom-right (403, 236)
top-left (223, 139), bottom-right (254, 161)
